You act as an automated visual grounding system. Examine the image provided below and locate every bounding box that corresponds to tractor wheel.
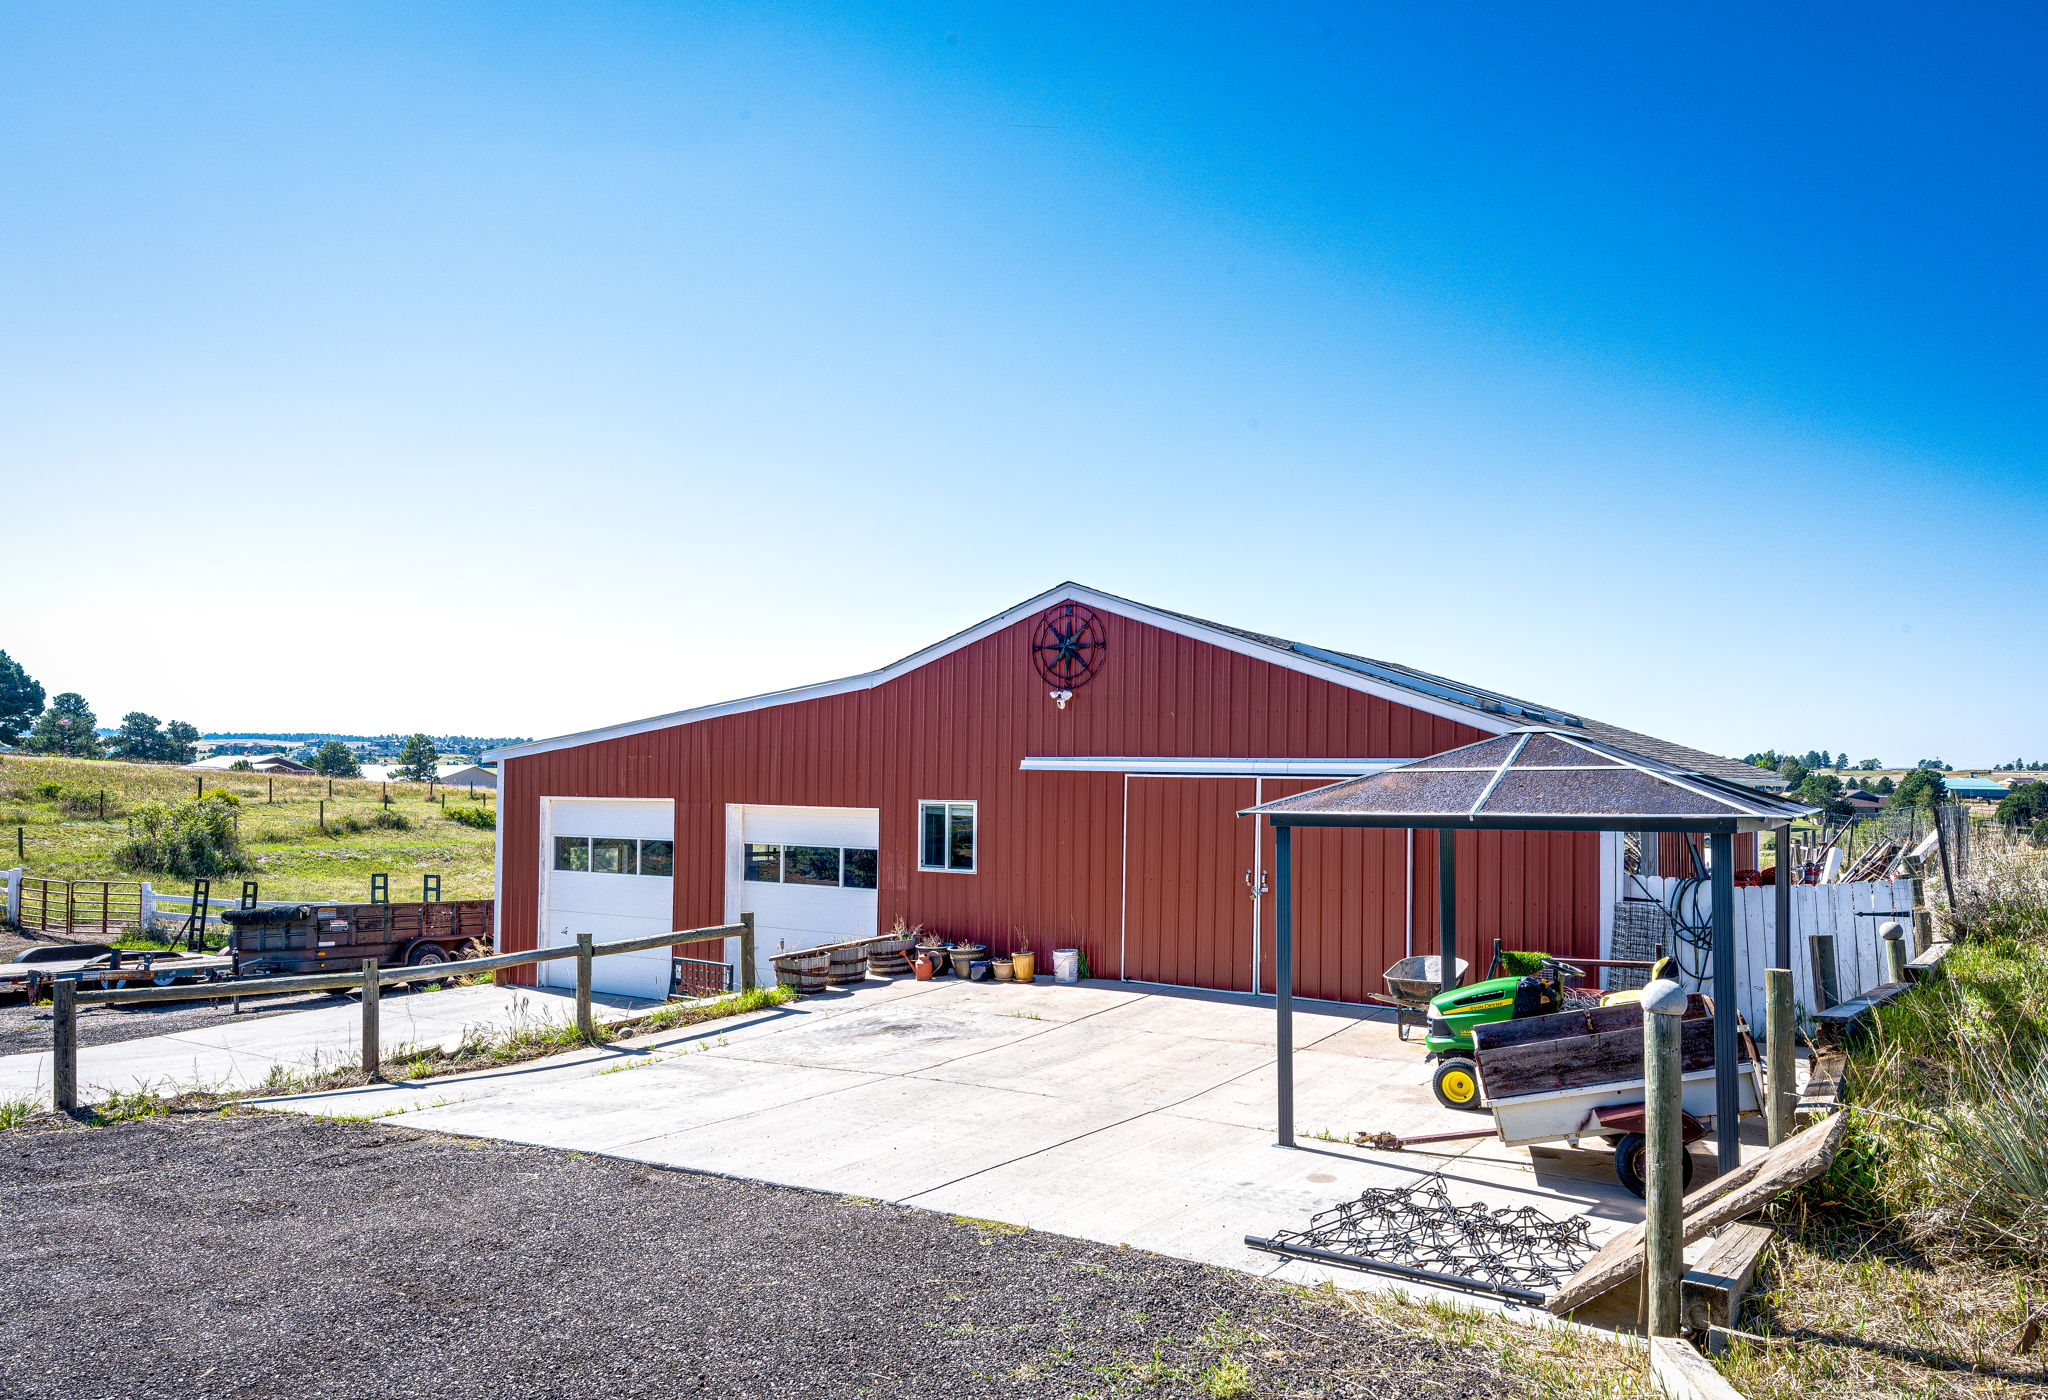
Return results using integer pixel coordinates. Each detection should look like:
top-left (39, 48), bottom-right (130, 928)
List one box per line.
top-left (1431, 1058), bottom-right (1485, 1113)
top-left (1612, 1132), bottom-right (1696, 1199)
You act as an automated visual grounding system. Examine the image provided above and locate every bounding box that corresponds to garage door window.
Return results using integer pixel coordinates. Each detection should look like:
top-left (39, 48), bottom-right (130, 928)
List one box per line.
top-left (742, 842), bottom-right (878, 889)
top-left (918, 801), bottom-right (976, 873)
top-left (554, 836), bottom-right (673, 877)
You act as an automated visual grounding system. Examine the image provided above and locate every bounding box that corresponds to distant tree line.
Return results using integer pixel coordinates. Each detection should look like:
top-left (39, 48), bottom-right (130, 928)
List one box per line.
top-left (0, 650), bottom-right (201, 763)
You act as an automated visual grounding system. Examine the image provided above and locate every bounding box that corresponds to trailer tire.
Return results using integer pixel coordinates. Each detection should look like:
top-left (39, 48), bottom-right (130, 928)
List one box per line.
top-left (407, 944), bottom-right (453, 991)
top-left (1431, 1058), bottom-right (1485, 1112)
top-left (1612, 1132), bottom-right (1695, 1199)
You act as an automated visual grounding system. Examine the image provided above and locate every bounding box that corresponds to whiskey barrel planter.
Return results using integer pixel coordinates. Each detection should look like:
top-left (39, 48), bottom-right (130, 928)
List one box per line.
top-left (773, 950), bottom-right (830, 995)
top-left (865, 936), bottom-right (913, 977)
top-left (826, 945), bottom-right (870, 987)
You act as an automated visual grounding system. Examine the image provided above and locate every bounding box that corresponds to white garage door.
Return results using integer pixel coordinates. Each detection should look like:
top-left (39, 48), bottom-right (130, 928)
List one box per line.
top-left (733, 805), bottom-right (879, 988)
top-left (541, 797), bottom-right (677, 1000)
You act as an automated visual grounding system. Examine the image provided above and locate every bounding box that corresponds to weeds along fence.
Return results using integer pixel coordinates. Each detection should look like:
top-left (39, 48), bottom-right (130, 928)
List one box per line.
top-left (45, 917), bottom-right (756, 1113)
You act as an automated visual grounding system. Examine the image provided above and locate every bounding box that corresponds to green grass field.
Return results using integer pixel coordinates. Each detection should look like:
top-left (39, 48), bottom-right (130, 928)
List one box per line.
top-left (0, 753), bottom-right (496, 903)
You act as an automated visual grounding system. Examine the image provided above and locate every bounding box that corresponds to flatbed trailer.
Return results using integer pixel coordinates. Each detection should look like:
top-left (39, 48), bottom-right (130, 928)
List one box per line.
top-left (223, 898), bottom-right (492, 977)
top-left (0, 947), bottom-right (239, 998)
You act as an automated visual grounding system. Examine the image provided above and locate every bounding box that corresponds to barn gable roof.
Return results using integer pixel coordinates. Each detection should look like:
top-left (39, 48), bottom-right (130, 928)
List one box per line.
top-left (487, 583), bottom-right (1776, 790)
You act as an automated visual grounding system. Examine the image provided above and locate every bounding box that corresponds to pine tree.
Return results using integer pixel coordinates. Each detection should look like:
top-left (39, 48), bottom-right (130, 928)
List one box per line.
top-left (393, 733), bottom-right (439, 782)
top-left (109, 712), bottom-right (171, 761)
top-left (0, 650), bottom-right (44, 746)
top-left (21, 693), bottom-right (102, 757)
top-left (309, 740), bottom-right (362, 778)
top-left (162, 721), bottom-right (200, 763)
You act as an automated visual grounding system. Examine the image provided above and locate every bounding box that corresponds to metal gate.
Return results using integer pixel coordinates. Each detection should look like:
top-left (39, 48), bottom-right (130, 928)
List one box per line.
top-left (15, 878), bottom-right (144, 938)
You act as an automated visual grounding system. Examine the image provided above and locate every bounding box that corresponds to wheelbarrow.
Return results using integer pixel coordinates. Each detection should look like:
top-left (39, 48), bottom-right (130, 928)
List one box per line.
top-left (1368, 954), bottom-right (1470, 1040)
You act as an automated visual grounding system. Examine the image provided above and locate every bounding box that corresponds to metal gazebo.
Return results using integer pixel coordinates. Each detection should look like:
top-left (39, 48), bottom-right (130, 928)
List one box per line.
top-left (1243, 728), bottom-right (1816, 1172)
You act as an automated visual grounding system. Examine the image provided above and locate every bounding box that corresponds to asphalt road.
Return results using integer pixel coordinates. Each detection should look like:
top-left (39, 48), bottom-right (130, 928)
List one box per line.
top-left (1, 1112), bottom-right (1541, 1400)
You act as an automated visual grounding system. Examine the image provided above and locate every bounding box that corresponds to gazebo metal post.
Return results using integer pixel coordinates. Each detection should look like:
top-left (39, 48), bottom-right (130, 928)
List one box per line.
top-left (1709, 830), bottom-right (1740, 1173)
top-left (1437, 829), bottom-right (1457, 993)
top-left (1274, 822), bottom-right (1294, 1148)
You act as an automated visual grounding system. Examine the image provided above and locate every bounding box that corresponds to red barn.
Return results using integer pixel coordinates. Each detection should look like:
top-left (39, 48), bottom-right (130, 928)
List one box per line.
top-left (487, 584), bottom-right (1775, 1002)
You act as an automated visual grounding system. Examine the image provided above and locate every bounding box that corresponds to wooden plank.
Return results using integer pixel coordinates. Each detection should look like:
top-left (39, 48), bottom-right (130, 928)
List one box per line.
top-left (1801, 1051), bottom-right (1849, 1110)
top-left (1547, 1110), bottom-right (1847, 1315)
top-left (1479, 1017), bottom-right (1716, 1100)
top-left (1473, 994), bottom-right (1708, 1051)
top-left (1905, 941), bottom-right (1951, 980)
top-left (1648, 1336), bottom-right (1745, 1400)
top-left (1681, 1223), bottom-right (1773, 1333)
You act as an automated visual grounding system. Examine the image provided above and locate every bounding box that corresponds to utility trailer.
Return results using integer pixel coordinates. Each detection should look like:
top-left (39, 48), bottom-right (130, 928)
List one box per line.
top-left (222, 898), bottom-right (492, 977)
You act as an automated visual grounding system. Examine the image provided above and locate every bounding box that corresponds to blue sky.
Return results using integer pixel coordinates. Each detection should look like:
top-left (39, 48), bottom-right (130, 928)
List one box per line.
top-left (5, 2), bottom-right (2042, 761)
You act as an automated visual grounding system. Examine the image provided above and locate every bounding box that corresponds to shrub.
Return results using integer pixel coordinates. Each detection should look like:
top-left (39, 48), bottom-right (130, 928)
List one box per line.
top-left (115, 793), bottom-right (248, 877)
top-left (369, 809), bottom-right (412, 831)
top-left (444, 804), bottom-right (495, 830)
top-left (1818, 838), bottom-right (2048, 1262)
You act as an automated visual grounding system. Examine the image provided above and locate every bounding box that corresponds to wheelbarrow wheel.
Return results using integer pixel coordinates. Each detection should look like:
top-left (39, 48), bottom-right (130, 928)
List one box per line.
top-left (1431, 1058), bottom-right (1485, 1112)
top-left (1612, 1132), bottom-right (1695, 1199)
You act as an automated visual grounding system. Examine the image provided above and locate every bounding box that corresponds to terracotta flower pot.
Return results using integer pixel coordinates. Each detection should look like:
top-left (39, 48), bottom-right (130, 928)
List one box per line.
top-left (991, 958), bottom-right (1014, 982)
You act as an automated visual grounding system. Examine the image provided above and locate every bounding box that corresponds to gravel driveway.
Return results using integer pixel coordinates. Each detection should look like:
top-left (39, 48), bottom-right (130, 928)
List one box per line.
top-left (2, 1112), bottom-right (1541, 1400)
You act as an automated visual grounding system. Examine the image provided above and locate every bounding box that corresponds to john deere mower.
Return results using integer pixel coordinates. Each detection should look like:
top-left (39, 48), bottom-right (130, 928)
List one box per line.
top-left (1421, 952), bottom-right (1675, 1111)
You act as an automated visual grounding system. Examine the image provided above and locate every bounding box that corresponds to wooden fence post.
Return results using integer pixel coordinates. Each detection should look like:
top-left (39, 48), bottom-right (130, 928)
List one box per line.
top-left (1765, 967), bottom-right (1795, 1147)
top-left (1642, 976), bottom-right (1688, 1337)
top-left (51, 979), bottom-right (78, 1113)
top-left (1881, 921), bottom-right (1908, 983)
top-left (1902, 855), bottom-right (1933, 954)
top-left (575, 932), bottom-right (594, 1039)
top-left (738, 912), bottom-right (756, 993)
top-left (360, 959), bottom-right (381, 1079)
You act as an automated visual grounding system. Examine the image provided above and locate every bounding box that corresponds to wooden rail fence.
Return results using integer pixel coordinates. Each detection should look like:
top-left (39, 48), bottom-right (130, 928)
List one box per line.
top-left (47, 915), bottom-right (756, 1112)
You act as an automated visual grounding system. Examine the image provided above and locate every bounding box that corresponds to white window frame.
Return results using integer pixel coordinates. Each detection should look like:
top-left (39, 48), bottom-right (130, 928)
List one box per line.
top-left (916, 799), bottom-right (978, 874)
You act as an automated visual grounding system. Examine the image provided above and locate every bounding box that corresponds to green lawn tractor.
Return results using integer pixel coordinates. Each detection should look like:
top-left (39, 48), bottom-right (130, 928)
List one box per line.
top-left (1418, 949), bottom-right (1674, 1112)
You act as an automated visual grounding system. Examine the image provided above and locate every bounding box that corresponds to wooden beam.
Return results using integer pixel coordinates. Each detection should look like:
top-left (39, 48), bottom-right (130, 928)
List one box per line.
top-left (1681, 1223), bottom-right (1773, 1334)
top-left (1548, 1111), bottom-right (1847, 1316)
top-left (1648, 1337), bottom-right (1745, 1400)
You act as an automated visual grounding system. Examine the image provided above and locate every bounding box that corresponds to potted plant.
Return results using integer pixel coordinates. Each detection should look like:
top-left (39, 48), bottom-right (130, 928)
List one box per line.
top-left (1011, 948), bottom-right (1036, 983)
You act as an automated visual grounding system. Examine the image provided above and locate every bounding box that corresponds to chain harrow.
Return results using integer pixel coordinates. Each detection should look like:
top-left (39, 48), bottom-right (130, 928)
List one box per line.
top-left (1265, 1174), bottom-right (1594, 1296)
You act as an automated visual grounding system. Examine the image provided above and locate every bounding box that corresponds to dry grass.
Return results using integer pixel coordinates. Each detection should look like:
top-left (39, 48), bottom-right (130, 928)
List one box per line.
top-left (1719, 1218), bottom-right (2048, 1399)
top-left (1298, 1283), bottom-right (1656, 1400)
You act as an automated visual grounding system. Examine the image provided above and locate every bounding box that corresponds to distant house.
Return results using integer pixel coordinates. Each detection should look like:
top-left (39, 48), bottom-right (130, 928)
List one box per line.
top-left (185, 753), bottom-right (316, 776)
top-left (1945, 775), bottom-right (2009, 801)
top-left (1843, 789), bottom-right (1886, 813)
top-left (358, 762), bottom-right (496, 789)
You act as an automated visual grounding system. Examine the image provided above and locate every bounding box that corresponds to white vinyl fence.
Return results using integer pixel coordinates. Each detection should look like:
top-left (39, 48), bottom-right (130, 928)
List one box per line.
top-left (1624, 875), bottom-right (1919, 1031)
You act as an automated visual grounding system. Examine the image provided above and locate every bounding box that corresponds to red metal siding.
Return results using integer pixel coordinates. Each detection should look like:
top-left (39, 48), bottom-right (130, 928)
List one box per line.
top-left (499, 609), bottom-right (1605, 1002)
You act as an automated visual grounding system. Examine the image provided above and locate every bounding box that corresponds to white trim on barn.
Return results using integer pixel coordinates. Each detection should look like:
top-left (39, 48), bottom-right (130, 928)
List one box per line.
top-left (1019, 755), bottom-right (1409, 777)
top-left (484, 584), bottom-right (1523, 764)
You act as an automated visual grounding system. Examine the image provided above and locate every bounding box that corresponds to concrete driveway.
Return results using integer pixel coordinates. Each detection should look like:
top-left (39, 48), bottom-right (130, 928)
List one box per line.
top-left (263, 976), bottom-right (1672, 1299)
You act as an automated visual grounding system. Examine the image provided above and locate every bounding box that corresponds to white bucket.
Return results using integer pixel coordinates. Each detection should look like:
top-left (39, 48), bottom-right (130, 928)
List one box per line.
top-left (1052, 948), bottom-right (1081, 983)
